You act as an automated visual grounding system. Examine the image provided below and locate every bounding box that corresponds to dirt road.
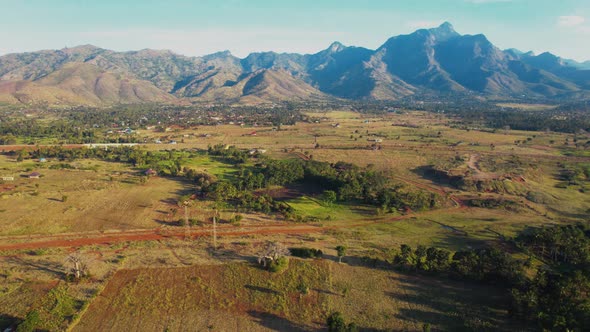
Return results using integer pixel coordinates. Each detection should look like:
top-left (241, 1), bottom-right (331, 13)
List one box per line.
top-left (0, 202), bottom-right (466, 253)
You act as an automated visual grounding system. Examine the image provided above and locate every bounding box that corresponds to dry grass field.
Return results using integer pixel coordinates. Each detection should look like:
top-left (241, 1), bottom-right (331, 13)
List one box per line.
top-left (72, 259), bottom-right (522, 332)
top-left (0, 157), bottom-right (190, 235)
top-left (0, 109), bottom-right (588, 331)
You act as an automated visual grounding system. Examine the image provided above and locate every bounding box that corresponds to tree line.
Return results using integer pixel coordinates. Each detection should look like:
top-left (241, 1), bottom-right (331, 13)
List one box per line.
top-left (390, 223), bottom-right (590, 331)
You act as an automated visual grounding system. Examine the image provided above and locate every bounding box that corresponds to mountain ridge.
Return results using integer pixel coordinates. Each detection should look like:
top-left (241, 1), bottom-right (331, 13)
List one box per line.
top-left (1, 22), bottom-right (590, 105)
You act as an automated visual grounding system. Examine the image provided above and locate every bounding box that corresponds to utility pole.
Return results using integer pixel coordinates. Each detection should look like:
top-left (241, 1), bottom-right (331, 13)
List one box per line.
top-left (212, 208), bottom-right (218, 250)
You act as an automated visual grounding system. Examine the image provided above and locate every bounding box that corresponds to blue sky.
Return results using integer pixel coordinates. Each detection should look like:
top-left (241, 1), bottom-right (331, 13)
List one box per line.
top-left (1, 0), bottom-right (589, 61)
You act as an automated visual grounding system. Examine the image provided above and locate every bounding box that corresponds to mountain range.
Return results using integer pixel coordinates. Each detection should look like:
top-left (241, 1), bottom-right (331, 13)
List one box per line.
top-left (1, 22), bottom-right (590, 106)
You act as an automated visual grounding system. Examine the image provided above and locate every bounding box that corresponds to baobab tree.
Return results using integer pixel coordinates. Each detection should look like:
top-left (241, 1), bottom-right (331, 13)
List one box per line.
top-left (177, 194), bottom-right (194, 227)
top-left (257, 242), bottom-right (290, 269)
top-left (64, 253), bottom-right (89, 280)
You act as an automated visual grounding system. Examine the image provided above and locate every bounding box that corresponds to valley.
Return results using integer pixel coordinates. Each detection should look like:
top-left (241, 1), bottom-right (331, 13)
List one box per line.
top-left (0, 107), bottom-right (588, 331)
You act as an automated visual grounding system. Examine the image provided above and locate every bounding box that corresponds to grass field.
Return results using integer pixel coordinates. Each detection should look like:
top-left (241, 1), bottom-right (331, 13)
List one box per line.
top-left (0, 109), bottom-right (588, 331)
top-left (0, 156), bottom-right (192, 235)
top-left (72, 259), bottom-right (522, 331)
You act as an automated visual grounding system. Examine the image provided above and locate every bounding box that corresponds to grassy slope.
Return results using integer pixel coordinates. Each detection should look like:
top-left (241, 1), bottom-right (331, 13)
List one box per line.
top-left (72, 260), bottom-right (521, 331)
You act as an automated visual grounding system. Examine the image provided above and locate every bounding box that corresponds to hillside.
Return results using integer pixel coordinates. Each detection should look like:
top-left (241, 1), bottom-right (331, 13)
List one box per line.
top-left (1, 22), bottom-right (590, 105)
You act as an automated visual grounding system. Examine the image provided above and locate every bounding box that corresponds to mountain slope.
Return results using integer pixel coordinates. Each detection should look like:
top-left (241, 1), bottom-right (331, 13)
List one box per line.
top-left (0, 62), bottom-right (176, 105)
top-left (1, 22), bottom-right (590, 105)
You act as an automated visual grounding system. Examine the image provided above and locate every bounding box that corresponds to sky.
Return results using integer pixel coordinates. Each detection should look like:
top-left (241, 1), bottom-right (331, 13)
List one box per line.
top-left (1, 0), bottom-right (589, 61)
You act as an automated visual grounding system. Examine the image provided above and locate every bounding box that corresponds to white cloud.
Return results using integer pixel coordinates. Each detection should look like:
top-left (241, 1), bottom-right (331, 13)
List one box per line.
top-left (556, 16), bottom-right (590, 37)
top-left (558, 15), bottom-right (586, 27)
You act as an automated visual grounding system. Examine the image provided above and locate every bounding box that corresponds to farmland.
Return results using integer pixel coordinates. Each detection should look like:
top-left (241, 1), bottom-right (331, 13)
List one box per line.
top-left (0, 107), bottom-right (588, 331)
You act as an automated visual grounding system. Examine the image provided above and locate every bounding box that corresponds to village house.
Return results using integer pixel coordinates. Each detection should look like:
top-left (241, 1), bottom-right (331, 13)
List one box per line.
top-left (249, 148), bottom-right (267, 155)
top-left (28, 172), bottom-right (41, 179)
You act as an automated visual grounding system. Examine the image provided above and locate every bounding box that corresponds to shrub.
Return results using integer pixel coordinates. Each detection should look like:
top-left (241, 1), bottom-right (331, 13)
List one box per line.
top-left (297, 280), bottom-right (309, 294)
top-left (290, 247), bottom-right (323, 258)
top-left (229, 214), bottom-right (243, 225)
top-left (188, 218), bottom-right (202, 226)
top-left (327, 312), bottom-right (357, 332)
top-left (16, 310), bottom-right (40, 332)
top-left (526, 191), bottom-right (549, 203)
top-left (268, 256), bottom-right (289, 273)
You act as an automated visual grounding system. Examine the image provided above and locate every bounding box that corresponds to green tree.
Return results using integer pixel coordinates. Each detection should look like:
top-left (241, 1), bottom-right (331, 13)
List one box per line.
top-left (209, 181), bottom-right (238, 202)
top-left (322, 190), bottom-right (337, 206)
top-left (16, 310), bottom-right (40, 332)
top-left (327, 312), bottom-right (357, 332)
top-left (327, 312), bottom-right (346, 332)
top-left (336, 245), bottom-right (347, 263)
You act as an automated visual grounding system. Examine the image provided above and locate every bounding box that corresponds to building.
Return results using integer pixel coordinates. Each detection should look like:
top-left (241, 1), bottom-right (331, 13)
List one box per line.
top-left (28, 172), bottom-right (41, 179)
top-left (249, 148), bottom-right (267, 155)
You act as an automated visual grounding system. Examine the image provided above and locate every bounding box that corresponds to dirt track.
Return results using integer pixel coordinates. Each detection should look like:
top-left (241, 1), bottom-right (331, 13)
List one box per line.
top-left (0, 225), bottom-right (319, 252)
top-left (0, 203), bottom-right (466, 253)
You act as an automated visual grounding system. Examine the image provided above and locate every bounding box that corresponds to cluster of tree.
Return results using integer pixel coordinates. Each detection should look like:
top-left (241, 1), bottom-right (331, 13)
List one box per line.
top-left (510, 270), bottom-right (590, 331)
top-left (466, 198), bottom-right (519, 210)
top-left (326, 312), bottom-right (358, 332)
top-left (390, 223), bottom-right (590, 331)
top-left (515, 224), bottom-right (589, 269)
top-left (1, 103), bottom-right (305, 144)
top-left (7, 146), bottom-right (197, 177)
top-left (357, 94), bottom-right (589, 134)
top-left (393, 245), bottom-right (524, 286)
top-left (236, 159), bottom-right (440, 212)
top-left (183, 168), bottom-right (216, 192)
top-left (450, 108), bottom-right (590, 134)
top-left (558, 162), bottom-right (590, 185)
top-left (289, 247), bottom-right (323, 259)
top-left (7, 145), bottom-right (138, 162)
top-left (196, 156), bottom-right (440, 217)
top-left (207, 144), bottom-right (250, 164)
top-left (235, 193), bottom-right (294, 216)
top-left (206, 183), bottom-right (294, 217)
top-left (0, 119), bottom-right (104, 144)
top-left (510, 224), bottom-right (590, 330)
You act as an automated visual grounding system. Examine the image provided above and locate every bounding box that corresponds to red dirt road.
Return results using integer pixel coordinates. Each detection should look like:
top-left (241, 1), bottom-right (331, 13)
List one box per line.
top-left (0, 225), bottom-right (320, 252)
top-left (0, 204), bottom-right (466, 253)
